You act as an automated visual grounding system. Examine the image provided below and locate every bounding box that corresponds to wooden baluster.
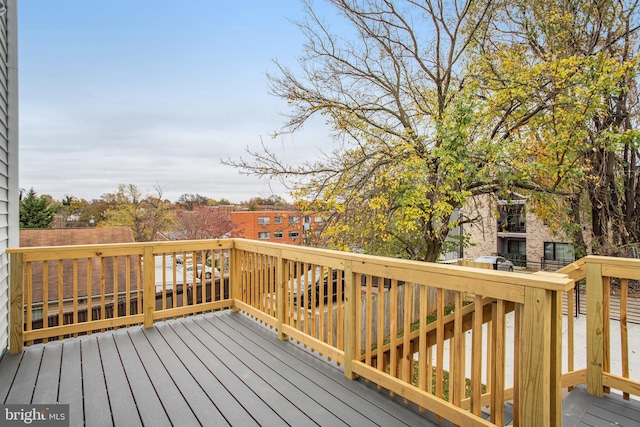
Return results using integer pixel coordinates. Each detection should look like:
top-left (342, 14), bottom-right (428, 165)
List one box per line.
top-left (389, 279), bottom-right (398, 392)
top-left (113, 256), bottom-right (119, 320)
top-left (337, 270), bottom-right (344, 351)
top-left (435, 287), bottom-right (444, 402)
top-left (418, 284), bottom-right (427, 402)
top-left (471, 295), bottom-right (483, 416)
top-left (73, 259), bottom-right (79, 335)
top-left (603, 276), bottom-right (611, 394)
top-left (42, 261), bottom-right (48, 338)
top-left (87, 258), bottom-right (93, 327)
top-left (365, 274), bottom-right (373, 367)
top-left (100, 257), bottom-right (106, 324)
top-left (621, 278), bottom-right (629, 400)
top-left (452, 291), bottom-right (464, 408)
top-left (377, 275), bottom-right (385, 378)
top-left (343, 260), bottom-right (356, 380)
top-left (491, 300), bottom-right (506, 425)
top-left (125, 256), bottom-right (131, 319)
top-left (9, 252), bottom-right (24, 354)
top-left (57, 260), bottom-right (63, 335)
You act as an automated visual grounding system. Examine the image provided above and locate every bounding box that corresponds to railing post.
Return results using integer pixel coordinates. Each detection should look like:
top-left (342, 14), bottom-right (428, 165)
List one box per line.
top-left (343, 260), bottom-right (357, 380)
top-left (550, 290), bottom-right (562, 427)
top-left (230, 246), bottom-right (241, 312)
top-left (9, 252), bottom-right (23, 354)
top-left (586, 261), bottom-right (604, 397)
top-left (276, 251), bottom-right (287, 341)
top-left (143, 246), bottom-right (155, 328)
top-left (521, 286), bottom-right (552, 426)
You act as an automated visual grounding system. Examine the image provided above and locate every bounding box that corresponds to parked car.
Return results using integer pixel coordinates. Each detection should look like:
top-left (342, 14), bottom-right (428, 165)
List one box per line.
top-left (293, 269), bottom-right (344, 308)
top-left (474, 255), bottom-right (514, 271)
top-left (184, 263), bottom-right (220, 280)
top-left (293, 270), bottom-right (393, 308)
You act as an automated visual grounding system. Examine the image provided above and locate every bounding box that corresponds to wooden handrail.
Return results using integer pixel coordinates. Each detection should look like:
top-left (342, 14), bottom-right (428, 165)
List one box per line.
top-left (230, 240), bottom-right (574, 427)
top-left (7, 239), bottom-right (234, 352)
top-left (8, 238), bottom-right (587, 426)
top-left (556, 256), bottom-right (640, 401)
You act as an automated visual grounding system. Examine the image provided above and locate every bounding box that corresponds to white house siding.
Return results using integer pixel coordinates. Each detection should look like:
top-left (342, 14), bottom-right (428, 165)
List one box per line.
top-left (0, 0), bottom-right (18, 354)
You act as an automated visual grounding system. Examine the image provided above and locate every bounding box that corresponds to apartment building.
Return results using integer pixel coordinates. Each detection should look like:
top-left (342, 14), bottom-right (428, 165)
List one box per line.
top-left (231, 211), bottom-right (305, 245)
top-left (463, 195), bottom-right (575, 269)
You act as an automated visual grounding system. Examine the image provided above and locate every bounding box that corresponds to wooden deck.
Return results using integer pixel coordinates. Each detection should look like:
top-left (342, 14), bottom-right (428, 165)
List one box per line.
top-left (0, 311), bottom-right (447, 426)
top-left (562, 385), bottom-right (640, 427)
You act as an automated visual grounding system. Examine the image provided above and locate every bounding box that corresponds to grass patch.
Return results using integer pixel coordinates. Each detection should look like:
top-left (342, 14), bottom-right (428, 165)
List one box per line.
top-left (410, 360), bottom-right (486, 401)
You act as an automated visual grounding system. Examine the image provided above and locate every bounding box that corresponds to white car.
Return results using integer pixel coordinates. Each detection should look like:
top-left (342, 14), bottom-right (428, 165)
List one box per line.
top-left (184, 263), bottom-right (220, 280)
top-left (474, 255), bottom-right (514, 271)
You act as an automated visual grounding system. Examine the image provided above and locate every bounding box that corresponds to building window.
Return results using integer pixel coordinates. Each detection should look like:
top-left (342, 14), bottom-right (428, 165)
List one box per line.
top-left (274, 216), bottom-right (283, 224)
top-left (497, 203), bottom-right (526, 233)
top-left (289, 231), bottom-right (300, 239)
top-left (507, 240), bottom-right (526, 255)
top-left (274, 232), bottom-right (283, 239)
top-left (544, 242), bottom-right (575, 262)
top-left (258, 232), bottom-right (270, 240)
top-left (314, 216), bottom-right (323, 223)
top-left (289, 216), bottom-right (300, 224)
top-left (258, 216), bottom-right (270, 225)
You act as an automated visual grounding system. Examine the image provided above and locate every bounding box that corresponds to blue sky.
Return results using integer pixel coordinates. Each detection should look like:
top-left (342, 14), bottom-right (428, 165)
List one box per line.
top-left (19, 1), bottom-right (336, 203)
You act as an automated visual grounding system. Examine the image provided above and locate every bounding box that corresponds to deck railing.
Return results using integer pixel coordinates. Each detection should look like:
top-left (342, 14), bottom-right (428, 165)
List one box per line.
top-left (7, 240), bottom-right (233, 350)
top-left (230, 240), bottom-right (574, 427)
top-left (9, 239), bottom-right (606, 426)
top-left (557, 256), bottom-right (640, 401)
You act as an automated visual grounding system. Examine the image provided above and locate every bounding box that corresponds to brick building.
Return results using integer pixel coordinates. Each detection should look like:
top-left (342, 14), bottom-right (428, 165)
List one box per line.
top-left (231, 211), bottom-right (323, 245)
top-left (463, 194), bottom-right (575, 270)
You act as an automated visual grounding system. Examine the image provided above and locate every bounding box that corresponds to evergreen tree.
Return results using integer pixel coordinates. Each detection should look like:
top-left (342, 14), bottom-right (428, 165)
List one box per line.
top-left (20, 188), bottom-right (56, 228)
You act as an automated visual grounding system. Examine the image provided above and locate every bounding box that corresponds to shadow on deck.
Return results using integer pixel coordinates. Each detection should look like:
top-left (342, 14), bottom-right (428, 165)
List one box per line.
top-left (0, 311), bottom-right (449, 427)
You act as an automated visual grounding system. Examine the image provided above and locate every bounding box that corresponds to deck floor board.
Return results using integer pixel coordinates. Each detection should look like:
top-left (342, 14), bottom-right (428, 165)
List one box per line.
top-left (58, 338), bottom-right (85, 426)
top-left (4, 345), bottom-right (42, 404)
top-left (81, 336), bottom-right (113, 426)
top-left (562, 385), bottom-right (640, 427)
top-left (214, 311), bottom-right (449, 427)
top-left (96, 333), bottom-right (141, 427)
top-left (0, 351), bottom-right (22, 402)
top-left (152, 321), bottom-right (257, 427)
top-left (111, 330), bottom-right (171, 427)
top-left (204, 317), bottom-right (350, 426)
top-left (7, 311), bottom-right (636, 426)
top-left (139, 327), bottom-right (230, 426)
top-left (126, 327), bottom-right (201, 427)
top-left (32, 342), bottom-right (62, 404)
top-left (161, 321), bottom-right (270, 427)
top-left (189, 315), bottom-right (323, 427)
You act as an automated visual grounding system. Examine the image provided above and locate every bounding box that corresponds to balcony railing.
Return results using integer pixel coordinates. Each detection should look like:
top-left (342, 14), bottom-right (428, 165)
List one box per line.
top-left (557, 257), bottom-right (640, 401)
top-left (6, 240), bottom-right (640, 426)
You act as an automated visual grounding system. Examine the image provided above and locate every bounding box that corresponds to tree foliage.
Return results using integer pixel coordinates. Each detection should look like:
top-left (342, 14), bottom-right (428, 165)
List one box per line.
top-left (477, 0), bottom-right (640, 256)
top-left (19, 188), bottom-right (56, 229)
top-left (229, 0), bottom-right (535, 261)
top-left (177, 193), bottom-right (210, 211)
top-left (229, 0), bottom-right (640, 260)
top-left (103, 184), bottom-right (175, 241)
top-left (241, 195), bottom-right (289, 211)
top-left (174, 206), bottom-right (234, 240)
